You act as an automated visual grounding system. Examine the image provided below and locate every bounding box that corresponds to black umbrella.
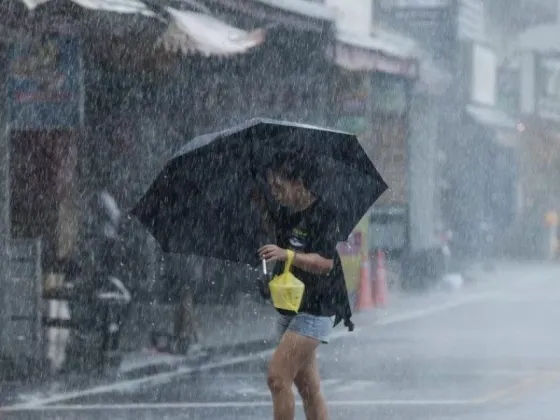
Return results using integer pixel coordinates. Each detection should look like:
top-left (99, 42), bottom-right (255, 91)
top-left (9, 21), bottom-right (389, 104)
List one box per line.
top-left (130, 118), bottom-right (387, 265)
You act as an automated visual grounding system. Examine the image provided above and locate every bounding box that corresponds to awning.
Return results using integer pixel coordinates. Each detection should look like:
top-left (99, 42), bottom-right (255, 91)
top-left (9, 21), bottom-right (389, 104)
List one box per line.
top-left (251, 0), bottom-right (334, 21)
top-left (21, 0), bottom-right (153, 14)
top-left (515, 23), bottom-right (560, 54)
top-left (332, 22), bottom-right (451, 92)
top-left (197, 0), bottom-right (333, 33)
top-left (155, 8), bottom-right (266, 56)
top-left (19, 0), bottom-right (266, 56)
top-left (331, 29), bottom-right (418, 79)
top-left (466, 104), bottom-right (518, 131)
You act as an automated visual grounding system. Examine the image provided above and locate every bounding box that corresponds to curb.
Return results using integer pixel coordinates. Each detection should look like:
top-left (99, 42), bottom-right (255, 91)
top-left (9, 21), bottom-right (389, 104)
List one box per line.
top-left (114, 337), bottom-right (276, 381)
top-left (0, 336), bottom-right (276, 387)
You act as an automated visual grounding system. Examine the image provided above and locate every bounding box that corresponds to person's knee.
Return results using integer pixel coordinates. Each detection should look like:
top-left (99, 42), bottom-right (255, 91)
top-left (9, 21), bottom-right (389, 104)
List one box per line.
top-left (267, 369), bottom-right (291, 394)
top-left (294, 373), bottom-right (320, 400)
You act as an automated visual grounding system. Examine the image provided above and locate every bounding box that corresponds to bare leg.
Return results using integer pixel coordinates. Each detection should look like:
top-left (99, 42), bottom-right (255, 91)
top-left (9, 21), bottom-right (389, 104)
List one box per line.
top-left (295, 351), bottom-right (328, 420)
top-left (268, 331), bottom-right (320, 420)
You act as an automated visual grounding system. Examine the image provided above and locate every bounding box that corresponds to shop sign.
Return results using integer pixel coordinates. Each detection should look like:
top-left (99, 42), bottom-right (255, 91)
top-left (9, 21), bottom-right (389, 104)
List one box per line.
top-left (7, 34), bottom-right (84, 130)
top-left (369, 205), bottom-right (408, 251)
top-left (373, 0), bottom-right (454, 62)
top-left (374, 0), bottom-right (451, 37)
top-left (340, 91), bottom-right (368, 115)
top-left (456, 0), bottom-right (485, 42)
top-left (520, 52), bottom-right (560, 123)
top-left (536, 56), bottom-right (560, 122)
top-left (468, 43), bottom-right (497, 107)
top-left (371, 73), bottom-right (408, 115)
top-left (335, 72), bottom-right (370, 134)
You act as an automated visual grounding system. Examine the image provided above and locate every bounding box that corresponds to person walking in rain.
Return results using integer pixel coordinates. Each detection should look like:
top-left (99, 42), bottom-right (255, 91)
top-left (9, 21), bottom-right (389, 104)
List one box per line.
top-left (254, 153), bottom-right (354, 420)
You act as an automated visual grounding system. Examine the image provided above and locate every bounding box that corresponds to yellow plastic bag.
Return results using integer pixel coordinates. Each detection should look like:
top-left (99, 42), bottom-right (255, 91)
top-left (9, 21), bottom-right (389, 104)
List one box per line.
top-left (269, 250), bottom-right (305, 312)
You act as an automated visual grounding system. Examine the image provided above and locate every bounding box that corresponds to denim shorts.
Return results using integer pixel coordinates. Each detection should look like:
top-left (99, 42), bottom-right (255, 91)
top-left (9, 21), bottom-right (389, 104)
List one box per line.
top-left (277, 313), bottom-right (333, 344)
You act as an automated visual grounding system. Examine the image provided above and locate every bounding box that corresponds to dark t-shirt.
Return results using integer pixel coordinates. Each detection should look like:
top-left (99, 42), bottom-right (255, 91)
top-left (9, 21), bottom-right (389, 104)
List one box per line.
top-left (271, 202), bottom-right (353, 328)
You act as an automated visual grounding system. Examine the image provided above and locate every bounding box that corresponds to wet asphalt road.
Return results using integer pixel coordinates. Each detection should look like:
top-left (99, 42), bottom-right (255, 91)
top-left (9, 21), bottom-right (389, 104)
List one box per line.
top-left (3, 263), bottom-right (560, 419)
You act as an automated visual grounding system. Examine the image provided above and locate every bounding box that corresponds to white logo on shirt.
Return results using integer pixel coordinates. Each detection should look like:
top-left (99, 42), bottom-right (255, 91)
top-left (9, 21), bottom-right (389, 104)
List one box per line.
top-left (289, 237), bottom-right (305, 248)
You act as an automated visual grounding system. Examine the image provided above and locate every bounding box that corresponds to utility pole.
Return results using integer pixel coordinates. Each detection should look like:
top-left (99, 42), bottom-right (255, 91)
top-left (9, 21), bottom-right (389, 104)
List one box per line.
top-left (0, 45), bottom-right (11, 354)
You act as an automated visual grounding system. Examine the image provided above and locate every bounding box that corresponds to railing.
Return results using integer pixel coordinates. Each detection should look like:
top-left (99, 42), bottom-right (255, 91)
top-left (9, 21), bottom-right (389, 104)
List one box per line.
top-left (1, 239), bottom-right (43, 362)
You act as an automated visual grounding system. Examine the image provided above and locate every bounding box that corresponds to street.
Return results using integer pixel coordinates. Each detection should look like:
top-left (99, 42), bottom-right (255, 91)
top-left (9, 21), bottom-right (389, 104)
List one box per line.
top-left (2, 263), bottom-right (560, 419)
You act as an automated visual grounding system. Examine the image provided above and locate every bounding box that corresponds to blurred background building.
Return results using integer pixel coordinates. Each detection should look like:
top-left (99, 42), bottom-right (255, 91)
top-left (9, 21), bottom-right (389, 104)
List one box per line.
top-left (1, 0), bottom-right (560, 373)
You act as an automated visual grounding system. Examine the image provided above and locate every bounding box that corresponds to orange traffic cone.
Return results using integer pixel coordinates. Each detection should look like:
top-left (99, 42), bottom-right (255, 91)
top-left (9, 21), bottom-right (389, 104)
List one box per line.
top-left (372, 250), bottom-right (388, 307)
top-left (355, 254), bottom-right (374, 311)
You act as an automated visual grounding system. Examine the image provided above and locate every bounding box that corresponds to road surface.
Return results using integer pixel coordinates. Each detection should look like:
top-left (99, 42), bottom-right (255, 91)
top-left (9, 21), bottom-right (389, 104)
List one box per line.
top-left (2, 263), bottom-right (560, 419)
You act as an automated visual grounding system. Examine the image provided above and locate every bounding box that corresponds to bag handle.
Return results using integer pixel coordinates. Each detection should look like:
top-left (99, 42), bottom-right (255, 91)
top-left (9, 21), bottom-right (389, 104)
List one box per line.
top-left (283, 249), bottom-right (295, 274)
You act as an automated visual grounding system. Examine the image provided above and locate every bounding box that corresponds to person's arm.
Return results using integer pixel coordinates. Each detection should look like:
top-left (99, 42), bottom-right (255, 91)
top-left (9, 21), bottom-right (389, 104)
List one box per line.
top-left (259, 245), bottom-right (334, 274)
top-left (291, 217), bottom-right (339, 275)
top-left (291, 251), bottom-right (333, 275)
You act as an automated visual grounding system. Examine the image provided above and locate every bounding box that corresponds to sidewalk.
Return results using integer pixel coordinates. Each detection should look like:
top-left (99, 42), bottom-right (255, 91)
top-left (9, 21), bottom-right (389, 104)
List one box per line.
top-left (117, 293), bottom-right (277, 377)
top-left (116, 262), bottom-right (497, 377)
top-left (115, 266), bottom-right (478, 378)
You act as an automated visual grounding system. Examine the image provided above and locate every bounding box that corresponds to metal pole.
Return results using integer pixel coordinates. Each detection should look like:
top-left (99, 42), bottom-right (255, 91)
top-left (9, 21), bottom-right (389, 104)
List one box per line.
top-left (0, 33), bottom-right (10, 356)
top-left (0, 123), bottom-right (11, 353)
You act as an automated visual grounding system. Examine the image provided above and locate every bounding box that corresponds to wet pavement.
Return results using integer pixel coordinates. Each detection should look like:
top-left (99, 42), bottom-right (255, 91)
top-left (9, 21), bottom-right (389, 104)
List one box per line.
top-left (2, 262), bottom-right (560, 419)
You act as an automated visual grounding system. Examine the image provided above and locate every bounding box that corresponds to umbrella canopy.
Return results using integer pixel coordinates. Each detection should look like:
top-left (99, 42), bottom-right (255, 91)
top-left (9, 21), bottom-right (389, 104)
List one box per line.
top-left (131, 118), bottom-right (388, 266)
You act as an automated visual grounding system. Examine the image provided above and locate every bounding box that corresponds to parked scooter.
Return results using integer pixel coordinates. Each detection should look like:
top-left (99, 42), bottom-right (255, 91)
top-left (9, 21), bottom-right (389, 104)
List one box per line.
top-left (63, 190), bottom-right (132, 373)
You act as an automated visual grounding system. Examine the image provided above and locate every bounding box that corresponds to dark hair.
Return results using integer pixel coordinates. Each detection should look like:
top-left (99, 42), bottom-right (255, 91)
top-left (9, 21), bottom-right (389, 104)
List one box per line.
top-left (268, 151), bottom-right (317, 189)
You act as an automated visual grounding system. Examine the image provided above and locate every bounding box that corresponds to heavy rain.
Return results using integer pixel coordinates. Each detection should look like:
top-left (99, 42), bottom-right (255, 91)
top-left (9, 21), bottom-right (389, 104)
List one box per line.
top-left (1, 0), bottom-right (560, 419)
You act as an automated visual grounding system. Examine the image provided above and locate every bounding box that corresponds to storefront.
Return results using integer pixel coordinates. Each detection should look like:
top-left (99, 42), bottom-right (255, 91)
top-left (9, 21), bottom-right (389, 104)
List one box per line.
top-left (331, 33), bottom-right (416, 209)
top-left (0, 2), bottom-right (266, 367)
top-left (514, 50), bottom-right (560, 257)
top-left (333, 68), bottom-right (412, 255)
top-left (328, 30), bottom-right (417, 291)
top-left (407, 90), bottom-right (444, 252)
top-left (5, 32), bottom-right (84, 272)
top-left (0, 27), bottom-right (86, 369)
top-left (1, 0), bottom-right (267, 255)
top-left (440, 41), bottom-right (519, 255)
top-left (193, 0), bottom-right (335, 131)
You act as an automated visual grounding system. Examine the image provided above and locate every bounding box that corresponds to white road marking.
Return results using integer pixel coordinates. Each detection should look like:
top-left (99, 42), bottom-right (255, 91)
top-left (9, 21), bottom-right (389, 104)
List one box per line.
top-left (235, 386), bottom-right (270, 397)
top-left (373, 294), bottom-right (491, 326)
top-left (235, 379), bottom-right (348, 398)
top-left (1, 294), bottom-right (488, 411)
top-left (235, 378), bottom-right (376, 398)
top-left (480, 295), bottom-right (560, 304)
top-left (325, 379), bottom-right (377, 394)
top-left (320, 378), bottom-right (342, 388)
top-left (469, 369), bottom-right (560, 377)
top-left (0, 399), bottom-right (477, 412)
